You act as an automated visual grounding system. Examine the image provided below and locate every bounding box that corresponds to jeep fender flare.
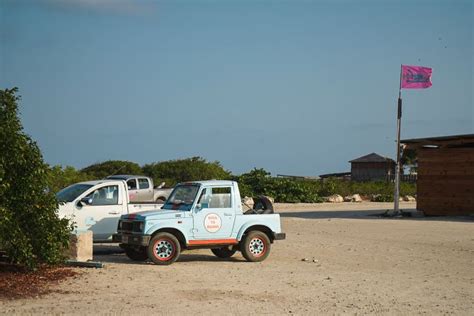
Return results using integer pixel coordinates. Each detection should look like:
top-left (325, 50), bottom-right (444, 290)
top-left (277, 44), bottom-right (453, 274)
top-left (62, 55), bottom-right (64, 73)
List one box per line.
top-left (146, 223), bottom-right (189, 246)
top-left (236, 222), bottom-right (274, 242)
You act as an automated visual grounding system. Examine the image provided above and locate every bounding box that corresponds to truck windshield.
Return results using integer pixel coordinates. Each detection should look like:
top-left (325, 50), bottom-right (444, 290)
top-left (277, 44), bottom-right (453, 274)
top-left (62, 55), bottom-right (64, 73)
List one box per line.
top-left (162, 184), bottom-right (200, 211)
top-left (56, 184), bottom-right (93, 202)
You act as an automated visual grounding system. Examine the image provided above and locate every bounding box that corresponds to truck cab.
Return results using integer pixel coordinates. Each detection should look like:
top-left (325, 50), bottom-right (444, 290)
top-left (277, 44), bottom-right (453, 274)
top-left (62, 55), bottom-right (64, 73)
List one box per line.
top-left (107, 175), bottom-right (154, 202)
top-left (56, 180), bottom-right (163, 242)
top-left (106, 175), bottom-right (172, 203)
top-left (114, 180), bottom-right (285, 265)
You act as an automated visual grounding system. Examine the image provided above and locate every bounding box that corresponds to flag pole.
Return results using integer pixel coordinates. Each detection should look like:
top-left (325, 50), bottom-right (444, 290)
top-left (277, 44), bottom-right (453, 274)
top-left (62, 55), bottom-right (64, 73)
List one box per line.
top-left (393, 64), bottom-right (403, 215)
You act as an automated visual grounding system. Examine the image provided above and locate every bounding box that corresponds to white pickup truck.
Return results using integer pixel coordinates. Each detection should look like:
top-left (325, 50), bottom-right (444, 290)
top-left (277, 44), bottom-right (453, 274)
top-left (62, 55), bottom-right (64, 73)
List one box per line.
top-left (56, 180), bottom-right (163, 242)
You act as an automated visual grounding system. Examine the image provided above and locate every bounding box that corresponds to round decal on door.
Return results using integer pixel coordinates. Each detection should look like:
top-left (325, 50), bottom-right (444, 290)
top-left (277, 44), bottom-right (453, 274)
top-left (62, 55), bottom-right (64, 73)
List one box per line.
top-left (204, 213), bottom-right (222, 233)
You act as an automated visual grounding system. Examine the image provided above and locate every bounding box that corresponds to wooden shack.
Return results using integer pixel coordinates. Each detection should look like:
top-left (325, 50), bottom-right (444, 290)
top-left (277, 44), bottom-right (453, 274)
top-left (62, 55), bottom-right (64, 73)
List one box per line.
top-left (349, 153), bottom-right (395, 182)
top-left (402, 134), bottom-right (474, 216)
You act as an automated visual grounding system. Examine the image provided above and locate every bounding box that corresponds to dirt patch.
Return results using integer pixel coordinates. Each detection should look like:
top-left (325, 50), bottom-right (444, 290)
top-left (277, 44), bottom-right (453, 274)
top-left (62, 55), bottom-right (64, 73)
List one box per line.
top-left (1, 202), bottom-right (473, 314)
top-left (0, 263), bottom-right (78, 300)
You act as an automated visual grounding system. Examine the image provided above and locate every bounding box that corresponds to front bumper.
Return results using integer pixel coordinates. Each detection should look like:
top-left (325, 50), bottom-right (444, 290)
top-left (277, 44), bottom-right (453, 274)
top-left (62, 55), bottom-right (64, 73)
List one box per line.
top-left (273, 232), bottom-right (286, 240)
top-left (113, 233), bottom-right (151, 247)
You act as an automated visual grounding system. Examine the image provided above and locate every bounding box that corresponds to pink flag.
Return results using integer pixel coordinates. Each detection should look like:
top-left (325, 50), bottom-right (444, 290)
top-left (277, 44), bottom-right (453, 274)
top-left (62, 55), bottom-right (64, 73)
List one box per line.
top-left (401, 65), bottom-right (432, 89)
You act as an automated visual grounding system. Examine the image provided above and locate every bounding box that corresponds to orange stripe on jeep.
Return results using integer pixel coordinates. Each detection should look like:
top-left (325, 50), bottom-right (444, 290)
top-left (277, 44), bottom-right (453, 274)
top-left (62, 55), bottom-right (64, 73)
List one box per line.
top-left (188, 239), bottom-right (238, 246)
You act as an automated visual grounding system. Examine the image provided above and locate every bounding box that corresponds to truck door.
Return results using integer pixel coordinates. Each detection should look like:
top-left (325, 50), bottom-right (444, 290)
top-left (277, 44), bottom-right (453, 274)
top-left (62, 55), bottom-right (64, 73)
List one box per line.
top-left (74, 184), bottom-right (123, 240)
top-left (126, 179), bottom-right (139, 202)
top-left (137, 178), bottom-right (153, 202)
top-left (193, 186), bottom-right (236, 239)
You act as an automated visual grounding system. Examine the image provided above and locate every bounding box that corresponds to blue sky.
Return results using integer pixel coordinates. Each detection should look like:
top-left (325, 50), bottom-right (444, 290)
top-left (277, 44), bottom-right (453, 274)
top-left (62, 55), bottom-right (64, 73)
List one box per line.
top-left (1, 0), bottom-right (472, 175)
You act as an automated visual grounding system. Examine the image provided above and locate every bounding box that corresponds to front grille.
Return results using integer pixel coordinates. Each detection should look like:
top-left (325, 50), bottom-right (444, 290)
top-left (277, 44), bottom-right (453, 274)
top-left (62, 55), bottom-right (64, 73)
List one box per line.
top-left (120, 221), bottom-right (142, 233)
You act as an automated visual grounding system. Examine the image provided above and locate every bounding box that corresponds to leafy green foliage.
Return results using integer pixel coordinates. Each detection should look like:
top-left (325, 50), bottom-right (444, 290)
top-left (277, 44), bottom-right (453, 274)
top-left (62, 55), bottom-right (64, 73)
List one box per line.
top-left (80, 160), bottom-right (142, 179)
top-left (236, 168), bottom-right (324, 203)
top-left (236, 169), bottom-right (415, 203)
top-left (142, 157), bottom-right (232, 186)
top-left (47, 165), bottom-right (94, 194)
top-left (270, 179), bottom-right (324, 203)
top-left (401, 148), bottom-right (418, 173)
top-left (235, 168), bottom-right (271, 197)
top-left (0, 88), bottom-right (71, 270)
top-left (44, 160), bottom-right (416, 204)
top-left (371, 194), bottom-right (394, 202)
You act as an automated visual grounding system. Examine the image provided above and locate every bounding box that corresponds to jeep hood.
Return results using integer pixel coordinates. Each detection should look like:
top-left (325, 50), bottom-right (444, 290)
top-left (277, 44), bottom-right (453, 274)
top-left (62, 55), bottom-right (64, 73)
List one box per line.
top-left (122, 209), bottom-right (182, 221)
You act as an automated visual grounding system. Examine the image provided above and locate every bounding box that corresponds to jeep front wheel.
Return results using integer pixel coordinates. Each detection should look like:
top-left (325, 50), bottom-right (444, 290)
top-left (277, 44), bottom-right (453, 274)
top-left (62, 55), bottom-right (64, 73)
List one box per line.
top-left (148, 232), bottom-right (181, 265)
top-left (240, 231), bottom-right (271, 262)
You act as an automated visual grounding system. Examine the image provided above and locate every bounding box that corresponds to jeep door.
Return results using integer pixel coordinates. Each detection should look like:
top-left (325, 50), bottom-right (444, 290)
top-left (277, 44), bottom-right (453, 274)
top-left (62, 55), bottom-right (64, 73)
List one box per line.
top-left (192, 186), bottom-right (236, 239)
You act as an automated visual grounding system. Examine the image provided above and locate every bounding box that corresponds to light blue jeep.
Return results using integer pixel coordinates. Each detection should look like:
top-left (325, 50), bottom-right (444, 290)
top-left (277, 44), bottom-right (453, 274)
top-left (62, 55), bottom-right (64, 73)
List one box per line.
top-left (113, 180), bottom-right (285, 265)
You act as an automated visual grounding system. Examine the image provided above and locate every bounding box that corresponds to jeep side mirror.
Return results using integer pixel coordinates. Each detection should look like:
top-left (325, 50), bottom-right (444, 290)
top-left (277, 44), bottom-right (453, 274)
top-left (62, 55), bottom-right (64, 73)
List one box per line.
top-left (196, 202), bottom-right (209, 210)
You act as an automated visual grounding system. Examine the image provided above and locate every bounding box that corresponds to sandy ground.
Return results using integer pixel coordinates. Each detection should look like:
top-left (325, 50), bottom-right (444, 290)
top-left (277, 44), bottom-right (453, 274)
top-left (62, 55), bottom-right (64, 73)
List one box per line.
top-left (1, 202), bottom-right (473, 315)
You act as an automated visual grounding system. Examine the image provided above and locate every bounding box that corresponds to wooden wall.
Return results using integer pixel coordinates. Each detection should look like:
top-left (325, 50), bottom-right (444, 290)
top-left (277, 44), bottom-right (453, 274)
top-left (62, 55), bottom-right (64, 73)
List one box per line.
top-left (417, 148), bottom-right (474, 216)
top-left (351, 162), bottom-right (395, 182)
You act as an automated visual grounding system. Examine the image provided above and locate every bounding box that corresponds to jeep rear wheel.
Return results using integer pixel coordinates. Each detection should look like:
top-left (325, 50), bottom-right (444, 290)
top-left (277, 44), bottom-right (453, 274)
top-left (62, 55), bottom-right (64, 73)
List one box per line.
top-left (148, 232), bottom-right (181, 265)
top-left (241, 231), bottom-right (271, 262)
top-left (211, 246), bottom-right (237, 258)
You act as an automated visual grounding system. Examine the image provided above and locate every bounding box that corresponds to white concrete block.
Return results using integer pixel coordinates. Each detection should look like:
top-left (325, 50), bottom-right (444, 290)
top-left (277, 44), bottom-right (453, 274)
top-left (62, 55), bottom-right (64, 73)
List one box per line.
top-left (67, 231), bottom-right (93, 262)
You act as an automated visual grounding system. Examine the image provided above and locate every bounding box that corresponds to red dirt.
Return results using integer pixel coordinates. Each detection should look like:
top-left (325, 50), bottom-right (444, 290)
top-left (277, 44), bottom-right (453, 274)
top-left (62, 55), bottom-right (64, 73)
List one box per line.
top-left (0, 263), bottom-right (78, 300)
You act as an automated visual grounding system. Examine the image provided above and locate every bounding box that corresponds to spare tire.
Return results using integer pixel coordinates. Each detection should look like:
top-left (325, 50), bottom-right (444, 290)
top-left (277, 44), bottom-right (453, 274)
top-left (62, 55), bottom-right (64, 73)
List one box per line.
top-left (252, 196), bottom-right (274, 214)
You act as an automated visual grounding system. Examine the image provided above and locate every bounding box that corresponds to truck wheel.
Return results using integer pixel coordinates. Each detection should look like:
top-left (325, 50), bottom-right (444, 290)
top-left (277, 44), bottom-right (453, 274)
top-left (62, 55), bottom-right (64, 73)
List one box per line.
top-left (241, 231), bottom-right (271, 262)
top-left (148, 232), bottom-right (181, 265)
top-left (211, 246), bottom-right (237, 258)
top-left (125, 247), bottom-right (148, 261)
top-left (156, 197), bottom-right (166, 204)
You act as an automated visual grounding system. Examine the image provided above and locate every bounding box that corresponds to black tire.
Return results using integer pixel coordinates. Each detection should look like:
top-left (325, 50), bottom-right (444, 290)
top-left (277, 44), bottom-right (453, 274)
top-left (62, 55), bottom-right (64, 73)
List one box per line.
top-left (155, 197), bottom-right (166, 204)
top-left (211, 246), bottom-right (237, 258)
top-left (240, 231), bottom-right (271, 262)
top-left (147, 232), bottom-right (181, 265)
top-left (253, 196), bottom-right (274, 214)
top-left (124, 247), bottom-right (148, 261)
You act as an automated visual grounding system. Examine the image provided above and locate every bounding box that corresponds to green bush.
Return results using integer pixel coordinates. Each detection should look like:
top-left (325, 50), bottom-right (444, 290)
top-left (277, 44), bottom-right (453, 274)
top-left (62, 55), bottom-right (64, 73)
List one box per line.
top-left (236, 168), bottom-right (324, 203)
top-left (270, 179), bottom-right (324, 203)
top-left (400, 182), bottom-right (417, 196)
top-left (143, 157), bottom-right (232, 186)
top-left (45, 161), bottom-right (416, 205)
top-left (235, 169), bottom-right (415, 203)
top-left (235, 168), bottom-right (271, 197)
top-left (47, 165), bottom-right (94, 193)
top-left (0, 88), bottom-right (71, 270)
top-left (81, 160), bottom-right (142, 179)
top-left (371, 194), bottom-right (394, 202)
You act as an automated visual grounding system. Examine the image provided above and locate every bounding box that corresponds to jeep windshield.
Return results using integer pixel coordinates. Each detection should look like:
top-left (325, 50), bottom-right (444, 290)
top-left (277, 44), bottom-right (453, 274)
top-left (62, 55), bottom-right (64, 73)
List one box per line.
top-left (56, 184), bottom-right (93, 202)
top-left (162, 184), bottom-right (200, 211)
